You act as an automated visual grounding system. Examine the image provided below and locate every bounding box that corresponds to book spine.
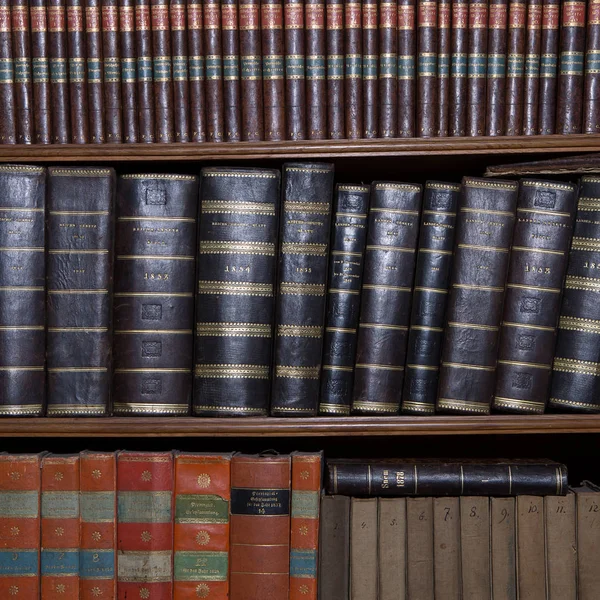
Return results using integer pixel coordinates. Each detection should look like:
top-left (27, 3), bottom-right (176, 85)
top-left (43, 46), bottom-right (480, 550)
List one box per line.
top-left (352, 182), bottom-right (422, 415)
top-left (575, 486), bottom-right (600, 598)
top-left (433, 497), bottom-right (461, 600)
top-left (102, 0), bottom-right (122, 142)
top-left (119, 0), bottom-right (138, 142)
top-left (398, 0), bottom-right (416, 136)
top-left (240, 0), bottom-right (263, 139)
top-left (326, 0), bottom-right (343, 138)
top-left (79, 452), bottom-right (117, 600)
top-left (523, 0), bottom-right (542, 134)
top-left (171, 0), bottom-right (190, 141)
top-left (230, 455), bottom-right (291, 600)
top-left (0, 454), bottom-right (41, 600)
top-left (41, 455), bottom-right (80, 600)
top-left (112, 174), bottom-right (198, 416)
top-left (460, 497), bottom-right (490, 598)
top-left (11, 0), bottom-right (34, 143)
top-left (0, 165), bottom-right (46, 416)
top-left (285, 0), bottom-right (306, 139)
top-left (516, 496), bottom-right (546, 600)
top-left (402, 182), bottom-right (459, 415)
top-left (173, 453), bottom-right (231, 600)
top-left (117, 452), bottom-right (173, 600)
top-left (378, 499), bottom-right (407, 600)
top-left (0, 0), bottom-right (16, 145)
top-left (193, 168), bottom-right (281, 417)
top-left (187, 0), bottom-right (205, 142)
top-left (584, 0), bottom-right (600, 133)
top-left (466, 0), bottom-right (487, 136)
top-left (204, 0), bottom-right (223, 141)
top-left (379, 0), bottom-right (397, 136)
top-left (350, 498), bottom-right (378, 600)
top-left (31, 0), bottom-right (52, 143)
top-left (319, 184), bottom-right (370, 416)
top-left (407, 497), bottom-right (434, 600)
top-left (67, 0), bottom-right (89, 143)
top-left (362, 0), bottom-right (377, 137)
top-left (436, 0), bottom-right (450, 135)
top-left (289, 453), bottom-right (321, 600)
top-left (222, 0), bottom-right (241, 141)
top-left (493, 180), bottom-right (577, 414)
top-left (537, 0), bottom-right (559, 133)
top-left (344, 0), bottom-right (362, 139)
top-left (437, 177), bottom-right (518, 415)
top-left (85, 0), bottom-right (105, 143)
top-left (49, 0), bottom-right (71, 143)
top-left (262, 0), bottom-right (285, 140)
top-left (46, 167), bottom-right (116, 417)
top-left (556, 0), bottom-right (585, 134)
top-left (417, 0), bottom-right (437, 137)
top-left (490, 497), bottom-right (517, 600)
top-left (135, 0), bottom-right (154, 141)
top-left (505, 0), bottom-right (526, 134)
top-left (305, 0), bottom-right (325, 138)
top-left (152, 0), bottom-right (174, 141)
top-left (449, 0), bottom-right (467, 135)
top-left (486, 0), bottom-right (508, 135)
top-left (271, 163), bottom-right (335, 417)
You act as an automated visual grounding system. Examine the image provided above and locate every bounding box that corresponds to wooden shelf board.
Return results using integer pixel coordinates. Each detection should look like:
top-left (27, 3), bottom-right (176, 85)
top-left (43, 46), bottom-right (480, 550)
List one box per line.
top-left (0, 415), bottom-right (599, 437)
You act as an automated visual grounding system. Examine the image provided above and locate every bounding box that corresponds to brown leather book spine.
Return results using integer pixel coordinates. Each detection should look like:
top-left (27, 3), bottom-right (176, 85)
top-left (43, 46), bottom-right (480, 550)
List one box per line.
top-left (344, 1), bottom-right (362, 139)
top-left (11, 0), bottom-right (33, 143)
top-left (171, 0), bottom-right (190, 141)
top-left (537, 0), bottom-right (559, 133)
top-left (284, 0), bottom-right (306, 139)
top-left (417, 1), bottom-right (437, 137)
top-left (437, 0), bottom-right (450, 135)
top-left (187, 0), bottom-right (205, 142)
top-left (305, 0), bottom-right (325, 138)
top-left (362, 0), bottom-right (377, 137)
top-left (222, 0), bottom-right (241, 140)
top-left (85, 0), bottom-right (105, 143)
top-left (556, 0), bottom-right (585, 134)
top-left (449, 0), bottom-right (467, 135)
top-left (379, 0), bottom-right (397, 136)
top-left (240, 0), bottom-right (263, 139)
top-left (262, 0), bottom-right (285, 140)
top-left (584, 0), bottom-right (600, 133)
top-left (326, 0), bottom-right (344, 138)
top-left (102, 0), bottom-right (122, 142)
top-left (523, 0), bottom-right (542, 135)
top-left (466, 0), bottom-right (486, 136)
top-left (49, 0), bottom-right (71, 143)
top-left (203, 0), bottom-right (223, 140)
top-left (120, 0), bottom-right (139, 141)
top-left (31, 0), bottom-right (52, 143)
top-left (505, 0), bottom-right (526, 135)
top-left (486, 0), bottom-right (508, 135)
top-left (398, 0), bottom-right (416, 136)
top-left (152, 0), bottom-right (175, 141)
top-left (67, 0), bottom-right (89, 142)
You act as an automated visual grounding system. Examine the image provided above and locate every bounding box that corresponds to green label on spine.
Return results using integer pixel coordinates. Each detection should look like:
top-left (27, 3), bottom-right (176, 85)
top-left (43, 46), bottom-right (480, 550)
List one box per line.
top-left (560, 51), bottom-right (584, 75)
top-left (69, 58), bottom-right (85, 82)
top-left (189, 56), bottom-right (205, 81)
top-left (467, 54), bottom-right (486, 78)
top-left (586, 50), bottom-right (600, 74)
top-left (263, 55), bottom-right (284, 79)
top-left (418, 54), bottom-right (437, 77)
top-left (451, 53), bottom-right (467, 77)
top-left (398, 55), bottom-right (415, 79)
top-left (508, 54), bottom-right (524, 77)
top-left (174, 551), bottom-right (228, 582)
top-left (0, 58), bottom-right (14, 83)
top-left (525, 55), bottom-right (540, 77)
top-left (363, 55), bottom-right (377, 79)
top-left (206, 56), bottom-right (222, 80)
top-left (380, 54), bottom-right (397, 78)
top-left (223, 55), bottom-right (239, 80)
top-left (438, 53), bottom-right (449, 77)
top-left (87, 58), bottom-right (101, 83)
top-left (487, 54), bottom-right (506, 78)
top-left (286, 55), bottom-right (305, 79)
top-left (345, 55), bottom-right (362, 78)
top-left (327, 55), bottom-right (343, 79)
top-left (241, 56), bottom-right (261, 79)
top-left (173, 56), bottom-right (187, 81)
top-left (50, 58), bottom-right (67, 83)
top-left (153, 56), bottom-right (172, 81)
top-left (104, 57), bottom-right (120, 82)
top-left (540, 54), bottom-right (557, 77)
top-left (14, 58), bottom-right (31, 83)
top-left (306, 55), bottom-right (325, 79)
top-left (138, 56), bottom-right (152, 82)
top-left (121, 57), bottom-right (137, 83)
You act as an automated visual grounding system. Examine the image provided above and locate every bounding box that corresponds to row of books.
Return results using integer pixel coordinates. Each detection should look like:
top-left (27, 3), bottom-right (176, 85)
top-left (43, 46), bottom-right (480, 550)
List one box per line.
top-left (0, 0), bottom-right (599, 145)
top-left (2, 163), bottom-right (600, 418)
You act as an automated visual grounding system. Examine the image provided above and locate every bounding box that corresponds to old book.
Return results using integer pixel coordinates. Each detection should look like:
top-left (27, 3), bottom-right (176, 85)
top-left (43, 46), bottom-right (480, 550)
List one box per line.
top-left (433, 497), bottom-right (461, 600)
top-left (230, 454), bottom-right (291, 600)
top-left (135, 0), bottom-right (154, 142)
top-left (449, 0), bottom-right (467, 135)
top-left (407, 497), bottom-right (434, 599)
top-left (319, 184), bottom-right (370, 415)
top-left (350, 498), bottom-right (378, 600)
top-left (493, 180), bottom-right (577, 414)
top-left (417, 0), bottom-right (437, 137)
top-left (401, 182), bottom-right (459, 415)
top-left (584, 0), bottom-right (600, 133)
top-left (0, 165), bottom-right (46, 416)
top-left (79, 451), bottom-right (117, 600)
top-left (484, 153), bottom-right (600, 177)
top-left (379, 0), bottom-right (397, 137)
top-left (46, 167), bottom-right (116, 417)
top-left (67, 0), bottom-right (89, 143)
top-left (460, 497), bottom-right (490, 599)
top-left (171, 0), bottom-right (190, 142)
top-left (193, 167), bottom-right (281, 417)
top-left (398, 0), bottom-right (416, 137)
top-left (516, 496), bottom-right (546, 599)
top-left (486, 0), bottom-right (508, 136)
top-left (102, 0), bottom-right (122, 142)
top-left (344, 0), bottom-right (362, 139)
top-left (490, 497), bottom-right (516, 600)
top-left (85, 0), bottom-right (105, 143)
top-left (538, 0), bottom-right (559, 134)
top-left (352, 182), bottom-right (422, 415)
top-left (271, 163), bottom-right (335, 416)
top-left (573, 481), bottom-right (600, 598)
top-left (305, 0), bottom-right (326, 138)
top-left (285, 0), bottom-right (306, 140)
top-left (466, 0), bottom-right (487, 136)
top-left (437, 0), bottom-right (450, 135)
top-left (204, 0), bottom-right (223, 141)
top-left (119, 0), bottom-right (139, 142)
top-left (187, 0), bottom-right (205, 143)
top-left (319, 495), bottom-right (350, 600)
top-left (31, 0), bottom-right (52, 143)
top-left (362, 0), bottom-right (377, 138)
top-left (262, 0), bottom-right (285, 140)
top-left (151, 0), bottom-right (174, 142)
top-left (437, 177), bottom-right (518, 415)
top-left (523, 0), bottom-right (542, 135)
top-left (378, 498), bottom-right (406, 600)
top-left (49, 0), bottom-right (71, 143)
top-left (222, 0), bottom-right (241, 141)
top-left (117, 451), bottom-right (174, 600)
top-left (505, 0), bottom-right (526, 135)
top-left (173, 453), bottom-right (231, 600)
top-left (326, 0), bottom-right (344, 138)
top-left (12, 0), bottom-right (34, 143)
top-left (112, 174), bottom-right (198, 416)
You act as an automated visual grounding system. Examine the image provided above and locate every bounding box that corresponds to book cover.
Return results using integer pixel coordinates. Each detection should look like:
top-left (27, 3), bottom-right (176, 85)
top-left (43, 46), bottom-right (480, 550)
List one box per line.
top-left (203, 0), bottom-right (224, 141)
top-left (437, 0), bottom-right (450, 135)
top-left (222, 0), bottom-right (241, 141)
top-left (284, 0), bottom-right (306, 139)
top-left (505, 0), bottom-right (526, 135)
top-left (350, 498), bottom-right (377, 600)
top-left (362, 0), bottom-right (377, 138)
top-left (85, 0), bottom-right (105, 143)
top-left (460, 497), bottom-right (490, 599)
top-left (67, 0), bottom-right (89, 143)
top-left (31, 0), bottom-right (52, 143)
top-left (398, 0), bottom-right (416, 136)
top-left (187, 0), bottom-right (206, 142)
top-left (171, 0), bottom-right (190, 142)
top-left (584, 0), bottom-right (600, 133)
top-left (305, 0), bottom-right (326, 138)
top-left (573, 482), bottom-right (600, 597)
top-left (466, 0), bottom-right (487, 136)
top-left (11, 0), bottom-right (34, 143)
top-left (516, 495), bottom-right (546, 599)
top-left (240, 0), bottom-right (263, 140)
top-left (486, 0), bottom-right (508, 136)
top-left (102, 0), bottom-right (122, 142)
top-left (490, 497), bottom-right (516, 599)
top-left (378, 498), bottom-right (406, 600)
top-left (0, 0), bottom-right (17, 145)
top-left (538, 0), bottom-right (559, 134)
top-left (433, 497), bottom-right (461, 600)
top-left (379, 0), bottom-right (397, 137)
top-left (49, 0), bottom-right (71, 143)
top-left (417, 0), bottom-right (437, 137)
top-left (136, 0), bottom-right (155, 142)
top-left (407, 497), bottom-right (434, 599)
top-left (523, 0), bottom-right (542, 135)
top-left (326, 0), bottom-right (344, 138)
top-left (119, 0), bottom-right (139, 142)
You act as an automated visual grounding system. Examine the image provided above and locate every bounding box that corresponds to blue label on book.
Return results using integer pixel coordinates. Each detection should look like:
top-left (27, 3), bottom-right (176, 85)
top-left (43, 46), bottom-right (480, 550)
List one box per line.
top-left (189, 56), bottom-right (205, 81)
top-left (290, 549), bottom-right (317, 578)
top-left (418, 54), bottom-right (437, 77)
top-left (104, 57), bottom-right (120, 82)
top-left (508, 53), bottom-right (524, 77)
top-left (398, 55), bottom-right (415, 79)
top-left (153, 57), bottom-right (172, 81)
top-left (118, 491), bottom-right (172, 523)
top-left (241, 56), bottom-right (261, 79)
top-left (33, 57), bottom-right (49, 83)
top-left (0, 491), bottom-right (39, 518)
top-left (50, 58), bottom-right (67, 83)
top-left (327, 55), bottom-right (344, 79)
top-left (41, 549), bottom-right (79, 576)
top-left (306, 55), bottom-right (325, 79)
top-left (0, 550), bottom-right (38, 577)
top-left (586, 50), bottom-right (600, 74)
top-left (467, 54), bottom-right (486, 77)
top-left (121, 58), bottom-right (137, 83)
top-left (263, 55), bottom-right (284, 79)
top-left (560, 51), bottom-right (584, 75)
top-left (438, 53), bottom-right (449, 77)
top-left (87, 58), bottom-right (102, 83)
top-left (42, 491), bottom-right (78, 519)
top-left (138, 56), bottom-right (153, 82)
top-left (451, 53), bottom-right (467, 77)
top-left (206, 56), bottom-right (222, 80)
top-left (379, 53), bottom-right (397, 78)
top-left (540, 54), bottom-right (557, 77)
top-left (173, 56), bottom-right (188, 81)
top-left (487, 54), bottom-right (505, 78)
top-left (525, 55), bottom-right (540, 77)
top-left (223, 55), bottom-right (239, 80)
top-left (363, 55), bottom-right (378, 79)
top-left (14, 57), bottom-right (31, 83)
top-left (286, 55), bottom-right (305, 79)
top-left (69, 57), bottom-right (86, 83)
top-left (345, 54), bottom-right (362, 78)
top-left (80, 491), bottom-right (115, 523)
top-left (80, 550), bottom-right (115, 580)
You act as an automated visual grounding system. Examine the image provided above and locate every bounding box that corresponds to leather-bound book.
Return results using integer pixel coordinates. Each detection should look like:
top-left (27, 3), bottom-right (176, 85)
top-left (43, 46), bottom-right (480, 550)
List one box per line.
top-left (344, 0), bottom-right (362, 139)
top-left (0, 0), bottom-right (16, 145)
top-left (326, 0), bottom-right (344, 138)
top-left (437, 0), bottom-right (450, 136)
top-left (433, 497), bottom-right (461, 600)
top-left (466, 0), bottom-right (487, 136)
top-left (350, 498), bottom-right (378, 600)
top-left (523, 0), bottom-right (542, 135)
top-left (460, 497), bottom-right (490, 599)
top-left (119, 0), bottom-right (139, 142)
top-left (113, 174), bottom-right (198, 416)
top-left (305, 0), bottom-right (326, 139)
top-left (362, 0), bottom-right (377, 138)
top-left (117, 451), bottom-right (174, 600)
top-left (151, 0), bottom-right (174, 142)
top-left (0, 165), bottom-right (46, 417)
top-left (203, 0), bottom-right (224, 141)
top-left (486, 0), bottom-right (508, 136)
top-left (490, 497), bottom-right (516, 600)
top-left (516, 496), bottom-right (545, 600)
top-left (271, 163), bottom-right (334, 417)
top-left (67, 0), bottom-right (89, 143)
top-left (136, 0), bottom-right (155, 142)
top-left (379, 0), bottom-right (397, 137)
top-left (556, 0), bottom-right (585, 134)
top-left (505, 0), bottom-right (526, 135)
top-left (417, 0), bottom-right (437, 137)
top-left (187, 0), bottom-right (205, 142)
top-left (437, 177), bottom-right (518, 415)
top-left (102, 0), bottom-right (122, 142)
top-left (230, 454), bottom-right (291, 600)
top-left (262, 0), bottom-right (285, 140)
top-left (378, 498), bottom-right (407, 600)
top-left (171, 0), bottom-right (190, 142)
top-left (31, 0), bottom-right (52, 143)
top-left (46, 167), bottom-right (116, 417)
top-left (538, 0), bottom-right (559, 134)
top-left (79, 451), bottom-right (117, 600)
top-left (352, 182), bottom-right (422, 415)
top-left (284, 0), bottom-right (306, 140)
top-left (401, 182), bottom-right (459, 415)
top-left (398, 0), bottom-right (416, 137)
top-left (11, 0), bottom-right (34, 144)
top-left (193, 167), bottom-right (280, 417)
top-left (240, 0), bottom-right (263, 140)
top-left (222, 0), bottom-right (241, 141)
top-left (449, 0), bottom-right (467, 136)
top-left (0, 454), bottom-right (42, 600)
top-left (574, 482), bottom-right (600, 599)
top-left (584, 0), bottom-right (600, 133)
top-left (319, 184), bottom-right (370, 416)
top-left (173, 453), bottom-right (232, 600)
top-left (407, 497), bottom-right (434, 600)
top-left (49, 0), bottom-right (71, 143)
top-left (85, 0), bottom-right (105, 143)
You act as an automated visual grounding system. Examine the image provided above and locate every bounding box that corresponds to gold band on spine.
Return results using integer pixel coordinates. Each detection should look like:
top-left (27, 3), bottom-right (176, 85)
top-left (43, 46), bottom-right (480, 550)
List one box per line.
top-left (565, 276), bottom-right (600, 292)
top-left (437, 398), bottom-right (489, 413)
top-left (46, 404), bottom-right (107, 415)
top-left (319, 403), bottom-right (351, 415)
top-left (277, 325), bottom-right (322, 337)
top-left (493, 397), bottom-right (545, 413)
top-left (113, 403), bottom-right (189, 414)
top-left (199, 241), bottom-right (276, 255)
top-left (275, 365), bottom-right (320, 379)
top-left (355, 363), bottom-right (404, 371)
top-left (195, 364), bottom-right (270, 378)
top-left (284, 201), bottom-right (330, 214)
top-left (196, 323), bottom-right (272, 337)
top-left (0, 405), bottom-right (43, 415)
top-left (402, 401), bottom-right (435, 413)
top-left (552, 358), bottom-right (600, 376)
top-left (280, 282), bottom-right (325, 295)
top-left (281, 243), bottom-right (328, 256)
top-left (198, 281), bottom-right (274, 296)
top-left (201, 201), bottom-right (276, 215)
top-left (352, 401), bottom-right (399, 412)
top-left (559, 316), bottom-right (600, 335)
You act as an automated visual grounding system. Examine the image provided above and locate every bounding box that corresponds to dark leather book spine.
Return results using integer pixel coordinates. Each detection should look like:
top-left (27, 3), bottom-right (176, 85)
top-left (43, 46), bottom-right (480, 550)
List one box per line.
top-left (271, 162), bottom-right (335, 417)
top-left (170, 0), bottom-right (190, 141)
top-left (379, 0), bottom-right (397, 137)
top-left (203, 0), bottom-right (223, 141)
top-left (437, 177), bottom-right (518, 415)
top-left (0, 0), bottom-right (16, 145)
top-left (46, 167), bottom-right (116, 417)
top-left (113, 174), bottom-right (198, 416)
top-left (67, 0), bottom-right (89, 143)
top-left (352, 182), bottom-right (423, 415)
top-left (449, 0), bottom-right (466, 135)
top-left (466, 0), bottom-right (487, 136)
top-left (187, 0), bottom-right (205, 142)
top-left (85, 0), bottom-right (105, 143)
top-left (362, 0), bottom-right (377, 138)
top-left (417, 1), bottom-right (437, 137)
top-left (49, 0), bottom-right (71, 143)
top-left (537, 0), bottom-right (558, 133)
top-left (550, 177), bottom-right (600, 413)
top-left (584, 0), bottom-right (600, 133)
top-left (222, 0), bottom-right (241, 141)
top-left (262, 0), bottom-right (285, 140)
top-left (505, 0), bottom-right (526, 135)
top-left (11, 0), bottom-right (34, 143)
top-left (486, 0), bottom-right (508, 136)
top-left (119, 0), bottom-right (139, 142)
top-left (556, 0), bottom-right (585, 134)
top-left (402, 182), bottom-right (459, 415)
top-left (102, 0), bottom-right (122, 142)
top-left (344, 1), bottom-right (362, 139)
top-left (326, 0), bottom-right (344, 138)
top-left (31, 0), bottom-right (52, 143)
top-left (436, 0), bottom-right (450, 135)
top-left (305, 0), bottom-right (325, 139)
top-left (285, 0), bottom-right (306, 140)
top-left (319, 184), bottom-right (370, 416)
top-left (523, 0), bottom-right (542, 135)
top-left (151, 0), bottom-right (175, 141)
top-left (0, 165), bottom-right (46, 415)
top-left (398, 0), bottom-right (416, 137)
top-left (240, 0), bottom-right (263, 140)
top-left (193, 168), bottom-right (281, 416)
top-left (493, 180), bottom-right (577, 414)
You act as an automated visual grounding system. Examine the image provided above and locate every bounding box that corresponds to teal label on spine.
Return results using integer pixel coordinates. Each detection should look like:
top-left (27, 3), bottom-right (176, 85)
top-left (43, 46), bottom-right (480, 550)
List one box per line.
top-left (87, 58), bottom-right (102, 83)
top-left (104, 57), bottom-right (120, 82)
top-left (345, 55), bottom-right (362, 78)
top-left (418, 54), bottom-right (437, 77)
top-left (173, 56), bottom-right (188, 81)
top-left (0, 491), bottom-right (39, 517)
top-left (41, 550), bottom-right (78, 576)
top-left (175, 495), bottom-right (229, 523)
top-left (327, 55), bottom-right (343, 79)
top-left (586, 50), bottom-right (600, 73)
top-left (560, 51), bottom-right (584, 75)
top-left (50, 58), bottom-right (67, 83)
top-left (223, 55), bottom-right (239, 79)
top-left (291, 490), bottom-right (319, 518)
top-left (290, 549), bottom-right (317, 578)
top-left (438, 53), bottom-right (449, 77)
top-left (33, 57), bottom-right (49, 83)
top-left (540, 54), bottom-right (557, 77)
top-left (241, 56), bottom-right (261, 79)
top-left (263, 55), bottom-right (284, 79)
top-left (363, 55), bottom-right (378, 79)
top-left (487, 54), bottom-right (505, 77)
top-left (80, 491), bottom-right (116, 522)
top-left (525, 54), bottom-right (540, 77)
top-left (467, 54), bottom-right (486, 77)
top-left (69, 58), bottom-right (86, 82)
top-left (121, 57), bottom-right (137, 82)
top-left (118, 491), bottom-right (172, 523)
top-left (138, 56), bottom-right (153, 82)
top-left (0, 58), bottom-right (14, 83)
top-left (306, 55), bottom-right (325, 79)
top-left (286, 55), bottom-right (305, 79)
top-left (508, 54), bottom-right (524, 77)
top-left (398, 55), bottom-right (415, 79)
top-left (380, 54), bottom-right (397, 78)
top-left (14, 58), bottom-right (31, 83)
top-left (174, 551), bottom-right (228, 582)
top-left (451, 53), bottom-right (467, 77)
top-left (206, 56), bottom-right (222, 80)
top-left (189, 56), bottom-right (205, 80)
top-left (80, 550), bottom-right (115, 580)
top-left (42, 491), bottom-right (78, 519)
top-left (153, 57), bottom-right (172, 81)
top-left (0, 550), bottom-right (38, 577)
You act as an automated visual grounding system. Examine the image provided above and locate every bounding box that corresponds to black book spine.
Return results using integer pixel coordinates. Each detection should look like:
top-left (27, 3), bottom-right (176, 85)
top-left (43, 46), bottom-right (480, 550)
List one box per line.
top-left (222, 0), bottom-right (241, 141)
top-left (319, 184), bottom-right (370, 416)
top-left (486, 0), bottom-right (508, 136)
top-left (505, 0), bottom-right (526, 135)
top-left (271, 162), bottom-right (335, 417)
top-left (362, 0), bottom-right (377, 138)
top-left (0, 165), bottom-right (46, 416)
top-left (171, 0), bottom-right (190, 141)
top-left (12, 0), bottom-right (34, 144)
top-left (49, 0), bottom-right (71, 143)
top-left (46, 167), bottom-right (116, 416)
top-left (352, 182), bottom-right (423, 415)
top-left (193, 168), bottom-right (281, 416)
top-left (120, 0), bottom-right (139, 142)
top-left (401, 182), bottom-right (459, 415)
top-left (523, 0), bottom-right (542, 135)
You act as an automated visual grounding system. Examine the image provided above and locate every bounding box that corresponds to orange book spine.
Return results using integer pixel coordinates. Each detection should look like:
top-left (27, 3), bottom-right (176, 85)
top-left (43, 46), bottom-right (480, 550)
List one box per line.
top-left (0, 454), bottom-right (42, 600)
top-left (41, 454), bottom-right (80, 600)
